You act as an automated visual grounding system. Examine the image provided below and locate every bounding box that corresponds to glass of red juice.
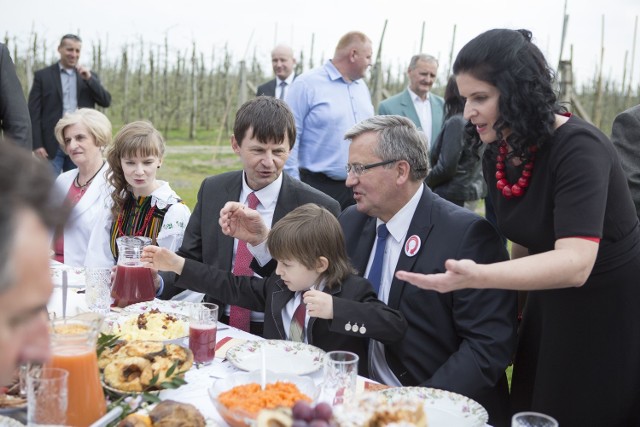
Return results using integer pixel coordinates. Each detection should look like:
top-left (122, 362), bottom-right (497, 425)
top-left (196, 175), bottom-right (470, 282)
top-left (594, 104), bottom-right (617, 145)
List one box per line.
top-left (189, 303), bottom-right (218, 364)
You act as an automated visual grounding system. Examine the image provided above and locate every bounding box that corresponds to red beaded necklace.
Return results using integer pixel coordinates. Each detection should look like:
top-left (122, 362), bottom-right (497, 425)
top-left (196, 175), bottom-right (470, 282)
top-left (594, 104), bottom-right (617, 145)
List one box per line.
top-left (116, 203), bottom-right (157, 237)
top-left (495, 140), bottom-right (537, 199)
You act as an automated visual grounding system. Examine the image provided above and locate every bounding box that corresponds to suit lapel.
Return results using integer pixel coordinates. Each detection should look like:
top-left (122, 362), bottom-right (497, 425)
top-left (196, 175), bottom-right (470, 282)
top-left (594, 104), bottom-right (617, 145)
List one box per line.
top-left (400, 90), bottom-right (421, 130)
top-left (388, 188), bottom-right (434, 309)
top-left (216, 173), bottom-right (242, 268)
top-left (271, 281), bottom-right (294, 339)
top-left (50, 64), bottom-right (63, 102)
top-left (351, 217), bottom-right (377, 276)
top-left (69, 163), bottom-right (108, 220)
top-left (430, 96), bottom-right (444, 143)
top-left (273, 174), bottom-right (297, 225)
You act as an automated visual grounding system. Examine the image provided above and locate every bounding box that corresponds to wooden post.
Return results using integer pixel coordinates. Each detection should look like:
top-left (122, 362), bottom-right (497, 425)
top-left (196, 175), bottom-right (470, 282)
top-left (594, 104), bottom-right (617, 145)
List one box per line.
top-left (189, 41), bottom-right (197, 140)
top-left (625, 16), bottom-right (638, 105)
top-left (592, 15), bottom-right (605, 128)
top-left (447, 24), bottom-right (457, 78)
top-left (371, 20), bottom-right (388, 110)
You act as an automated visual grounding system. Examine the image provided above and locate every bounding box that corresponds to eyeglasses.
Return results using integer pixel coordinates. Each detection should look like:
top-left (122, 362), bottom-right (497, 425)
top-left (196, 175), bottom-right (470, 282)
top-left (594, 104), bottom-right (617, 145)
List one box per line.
top-left (345, 159), bottom-right (399, 176)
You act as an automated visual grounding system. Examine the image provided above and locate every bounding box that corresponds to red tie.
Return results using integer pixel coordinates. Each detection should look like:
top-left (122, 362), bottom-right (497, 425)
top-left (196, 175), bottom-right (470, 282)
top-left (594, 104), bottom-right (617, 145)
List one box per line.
top-left (289, 296), bottom-right (306, 342)
top-left (229, 192), bottom-right (260, 331)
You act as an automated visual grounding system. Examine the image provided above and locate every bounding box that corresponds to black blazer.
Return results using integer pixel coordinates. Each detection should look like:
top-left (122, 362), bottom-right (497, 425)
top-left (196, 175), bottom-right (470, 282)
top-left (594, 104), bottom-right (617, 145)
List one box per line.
top-left (0, 43), bottom-right (32, 149)
top-left (175, 265), bottom-right (407, 377)
top-left (256, 75), bottom-right (297, 97)
top-left (160, 171), bottom-right (341, 302)
top-left (339, 186), bottom-right (517, 427)
top-left (28, 63), bottom-right (111, 158)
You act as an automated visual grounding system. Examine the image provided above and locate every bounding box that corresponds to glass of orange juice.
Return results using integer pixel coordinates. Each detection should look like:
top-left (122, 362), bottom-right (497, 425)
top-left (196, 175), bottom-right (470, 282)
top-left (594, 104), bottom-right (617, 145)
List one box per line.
top-left (48, 318), bottom-right (106, 426)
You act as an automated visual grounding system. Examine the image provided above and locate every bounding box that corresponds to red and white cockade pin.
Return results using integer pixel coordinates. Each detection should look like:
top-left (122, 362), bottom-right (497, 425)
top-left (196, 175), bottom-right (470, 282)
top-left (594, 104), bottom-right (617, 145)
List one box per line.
top-left (404, 235), bottom-right (421, 257)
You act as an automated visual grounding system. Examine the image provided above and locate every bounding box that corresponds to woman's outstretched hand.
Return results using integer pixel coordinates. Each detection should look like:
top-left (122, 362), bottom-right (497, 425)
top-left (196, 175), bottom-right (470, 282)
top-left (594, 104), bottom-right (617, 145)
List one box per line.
top-left (396, 259), bottom-right (481, 293)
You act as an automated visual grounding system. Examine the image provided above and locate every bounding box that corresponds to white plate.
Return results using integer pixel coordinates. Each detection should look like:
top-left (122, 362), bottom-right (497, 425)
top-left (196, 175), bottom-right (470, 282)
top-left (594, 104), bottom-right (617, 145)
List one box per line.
top-left (0, 415), bottom-right (24, 426)
top-left (376, 387), bottom-right (489, 427)
top-left (226, 340), bottom-right (325, 375)
top-left (124, 299), bottom-right (196, 316)
top-left (105, 311), bottom-right (189, 342)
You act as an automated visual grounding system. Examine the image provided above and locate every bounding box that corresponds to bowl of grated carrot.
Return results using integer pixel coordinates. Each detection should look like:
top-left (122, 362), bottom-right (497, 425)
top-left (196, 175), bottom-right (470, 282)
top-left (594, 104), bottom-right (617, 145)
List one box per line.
top-left (208, 370), bottom-right (318, 427)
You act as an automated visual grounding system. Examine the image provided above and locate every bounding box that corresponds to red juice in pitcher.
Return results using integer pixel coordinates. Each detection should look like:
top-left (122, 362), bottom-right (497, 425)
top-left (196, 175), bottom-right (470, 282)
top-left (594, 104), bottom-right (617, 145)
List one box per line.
top-left (189, 323), bottom-right (217, 363)
top-left (111, 264), bottom-right (155, 308)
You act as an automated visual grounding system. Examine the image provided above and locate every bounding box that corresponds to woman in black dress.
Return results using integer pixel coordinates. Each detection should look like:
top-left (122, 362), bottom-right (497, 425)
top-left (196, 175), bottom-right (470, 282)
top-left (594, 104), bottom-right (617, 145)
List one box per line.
top-left (396, 29), bottom-right (640, 427)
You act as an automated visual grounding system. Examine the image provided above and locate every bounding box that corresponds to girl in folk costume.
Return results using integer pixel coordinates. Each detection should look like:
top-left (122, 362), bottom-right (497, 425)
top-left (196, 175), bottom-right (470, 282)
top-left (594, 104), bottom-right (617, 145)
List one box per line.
top-left (86, 122), bottom-right (191, 282)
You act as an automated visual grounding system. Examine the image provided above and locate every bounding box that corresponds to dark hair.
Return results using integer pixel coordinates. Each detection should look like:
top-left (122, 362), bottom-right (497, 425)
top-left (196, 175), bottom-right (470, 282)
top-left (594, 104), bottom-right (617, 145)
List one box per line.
top-left (60, 34), bottom-right (82, 46)
top-left (443, 75), bottom-right (465, 120)
top-left (233, 97), bottom-right (296, 149)
top-left (106, 121), bottom-right (165, 219)
top-left (453, 29), bottom-right (563, 159)
top-left (268, 204), bottom-right (353, 288)
top-left (0, 143), bottom-right (67, 292)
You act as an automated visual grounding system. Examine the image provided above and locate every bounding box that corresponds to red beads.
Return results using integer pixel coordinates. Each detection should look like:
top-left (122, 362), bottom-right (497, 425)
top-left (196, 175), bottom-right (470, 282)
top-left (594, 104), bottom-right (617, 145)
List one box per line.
top-left (495, 140), bottom-right (536, 199)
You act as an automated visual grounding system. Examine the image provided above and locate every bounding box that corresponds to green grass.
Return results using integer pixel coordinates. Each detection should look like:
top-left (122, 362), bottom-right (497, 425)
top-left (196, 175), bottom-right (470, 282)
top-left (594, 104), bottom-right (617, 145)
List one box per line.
top-left (146, 126), bottom-right (241, 208)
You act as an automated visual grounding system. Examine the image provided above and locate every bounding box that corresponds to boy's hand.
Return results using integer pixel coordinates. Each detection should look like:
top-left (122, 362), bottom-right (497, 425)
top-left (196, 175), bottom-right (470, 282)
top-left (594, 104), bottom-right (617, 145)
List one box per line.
top-left (303, 289), bottom-right (333, 319)
top-left (141, 245), bottom-right (185, 275)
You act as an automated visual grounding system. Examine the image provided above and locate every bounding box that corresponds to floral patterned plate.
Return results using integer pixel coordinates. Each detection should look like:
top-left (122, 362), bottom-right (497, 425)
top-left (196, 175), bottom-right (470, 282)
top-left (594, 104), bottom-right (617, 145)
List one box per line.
top-left (123, 299), bottom-right (195, 316)
top-left (379, 386), bottom-right (488, 427)
top-left (226, 340), bottom-right (325, 375)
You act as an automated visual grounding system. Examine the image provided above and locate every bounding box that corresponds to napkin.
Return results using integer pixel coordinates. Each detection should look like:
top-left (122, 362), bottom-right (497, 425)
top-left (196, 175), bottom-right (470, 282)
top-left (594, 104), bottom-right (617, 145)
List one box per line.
top-left (214, 337), bottom-right (246, 360)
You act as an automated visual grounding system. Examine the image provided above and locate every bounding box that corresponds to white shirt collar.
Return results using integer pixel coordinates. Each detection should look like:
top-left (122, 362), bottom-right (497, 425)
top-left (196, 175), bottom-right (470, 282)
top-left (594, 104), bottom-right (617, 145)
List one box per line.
top-left (408, 87), bottom-right (430, 103)
top-left (377, 184), bottom-right (424, 244)
top-left (239, 171), bottom-right (283, 211)
top-left (277, 73), bottom-right (295, 86)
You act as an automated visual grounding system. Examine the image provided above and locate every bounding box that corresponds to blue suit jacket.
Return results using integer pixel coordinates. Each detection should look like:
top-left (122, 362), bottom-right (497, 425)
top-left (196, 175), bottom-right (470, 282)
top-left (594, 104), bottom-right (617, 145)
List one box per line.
top-left (339, 186), bottom-right (517, 427)
top-left (378, 89), bottom-right (444, 146)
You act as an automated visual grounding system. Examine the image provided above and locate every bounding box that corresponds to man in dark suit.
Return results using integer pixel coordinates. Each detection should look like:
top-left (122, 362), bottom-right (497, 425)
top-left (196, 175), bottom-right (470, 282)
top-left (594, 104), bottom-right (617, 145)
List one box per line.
top-left (256, 45), bottom-right (296, 99)
top-left (159, 97), bottom-right (340, 336)
top-left (216, 114), bottom-right (517, 426)
top-left (28, 34), bottom-right (111, 175)
top-left (0, 43), bottom-right (32, 149)
top-left (340, 115), bottom-right (517, 427)
top-left (611, 104), bottom-right (640, 221)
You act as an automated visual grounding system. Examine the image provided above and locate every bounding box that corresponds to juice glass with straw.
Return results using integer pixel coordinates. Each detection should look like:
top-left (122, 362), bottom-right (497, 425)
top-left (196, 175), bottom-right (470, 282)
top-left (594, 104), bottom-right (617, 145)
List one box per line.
top-left (48, 317), bottom-right (106, 426)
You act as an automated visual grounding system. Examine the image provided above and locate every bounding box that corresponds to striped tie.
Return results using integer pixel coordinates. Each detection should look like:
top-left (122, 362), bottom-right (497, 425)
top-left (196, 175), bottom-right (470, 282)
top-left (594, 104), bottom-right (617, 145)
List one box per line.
top-left (289, 297), bottom-right (306, 342)
top-left (229, 192), bottom-right (260, 331)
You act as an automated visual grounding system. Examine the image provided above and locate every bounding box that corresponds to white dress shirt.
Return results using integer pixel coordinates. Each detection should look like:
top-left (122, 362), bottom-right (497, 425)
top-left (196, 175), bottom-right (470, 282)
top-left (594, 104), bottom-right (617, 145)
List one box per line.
top-left (276, 73), bottom-right (295, 100)
top-left (228, 171), bottom-right (284, 321)
top-left (365, 185), bottom-right (424, 386)
top-left (409, 88), bottom-right (432, 147)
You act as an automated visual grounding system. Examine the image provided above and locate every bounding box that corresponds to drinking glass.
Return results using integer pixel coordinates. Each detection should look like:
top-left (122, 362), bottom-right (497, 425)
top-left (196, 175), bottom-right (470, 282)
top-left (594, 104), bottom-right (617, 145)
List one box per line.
top-left (189, 302), bottom-right (219, 364)
top-left (27, 367), bottom-right (68, 426)
top-left (84, 267), bottom-right (112, 315)
top-left (512, 412), bottom-right (559, 427)
top-left (320, 351), bottom-right (359, 406)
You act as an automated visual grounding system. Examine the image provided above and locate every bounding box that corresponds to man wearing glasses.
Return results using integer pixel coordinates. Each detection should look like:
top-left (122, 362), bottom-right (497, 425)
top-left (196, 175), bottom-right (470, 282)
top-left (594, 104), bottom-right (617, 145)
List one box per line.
top-left (219, 115), bottom-right (517, 427)
top-left (340, 115), bottom-right (516, 427)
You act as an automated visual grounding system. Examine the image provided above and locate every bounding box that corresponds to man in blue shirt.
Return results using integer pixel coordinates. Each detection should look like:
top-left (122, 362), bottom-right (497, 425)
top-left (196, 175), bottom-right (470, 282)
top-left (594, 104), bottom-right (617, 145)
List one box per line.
top-left (284, 31), bottom-right (374, 209)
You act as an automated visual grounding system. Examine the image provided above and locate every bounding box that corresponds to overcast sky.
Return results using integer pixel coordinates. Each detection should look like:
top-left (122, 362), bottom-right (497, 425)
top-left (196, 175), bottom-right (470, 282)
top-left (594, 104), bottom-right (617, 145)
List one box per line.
top-left (1, 0), bottom-right (638, 87)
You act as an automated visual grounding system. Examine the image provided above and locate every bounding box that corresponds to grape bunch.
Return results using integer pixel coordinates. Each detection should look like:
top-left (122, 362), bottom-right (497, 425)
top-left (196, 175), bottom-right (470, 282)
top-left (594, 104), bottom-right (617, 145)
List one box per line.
top-left (291, 400), bottom-right (334, 426)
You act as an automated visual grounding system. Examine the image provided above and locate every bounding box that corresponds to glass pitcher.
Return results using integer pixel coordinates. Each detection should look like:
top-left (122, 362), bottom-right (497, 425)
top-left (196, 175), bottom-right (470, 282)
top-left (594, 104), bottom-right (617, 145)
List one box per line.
top-left (111, 236), bottom-right (156, 308)
top-left (48, 318), bottom-right (106, 426)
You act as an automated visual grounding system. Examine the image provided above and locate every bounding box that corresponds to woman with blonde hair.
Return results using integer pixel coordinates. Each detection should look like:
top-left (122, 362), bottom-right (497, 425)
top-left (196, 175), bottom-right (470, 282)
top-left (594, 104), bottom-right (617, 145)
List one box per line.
top-left (52, 108), bottom-right (112, 267)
